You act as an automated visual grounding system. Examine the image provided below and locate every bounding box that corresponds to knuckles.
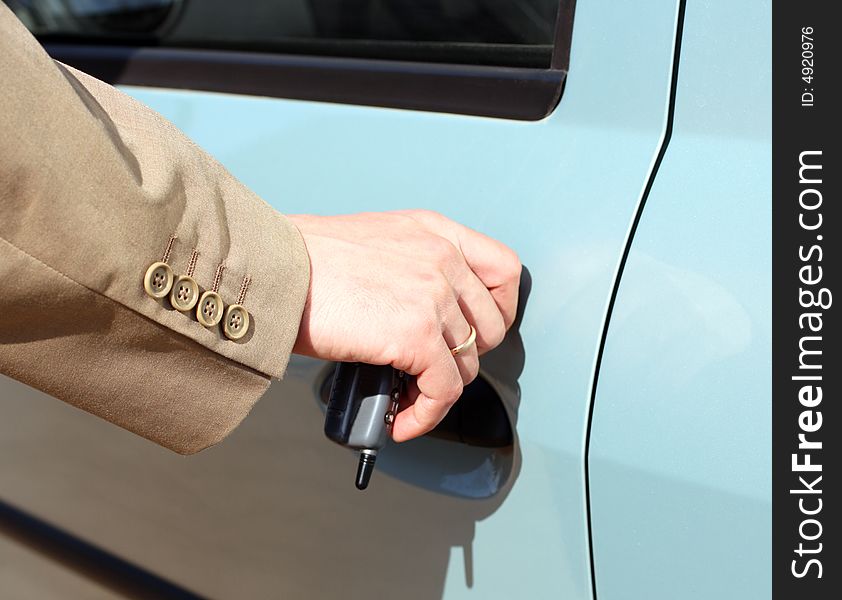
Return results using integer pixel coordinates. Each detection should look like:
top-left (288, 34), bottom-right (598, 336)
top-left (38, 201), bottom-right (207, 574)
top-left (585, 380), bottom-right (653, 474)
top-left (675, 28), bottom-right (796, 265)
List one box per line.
top-left (423, 235), bottom-right (461, 271)
top-left (399, 208), bottom-right (442, 225)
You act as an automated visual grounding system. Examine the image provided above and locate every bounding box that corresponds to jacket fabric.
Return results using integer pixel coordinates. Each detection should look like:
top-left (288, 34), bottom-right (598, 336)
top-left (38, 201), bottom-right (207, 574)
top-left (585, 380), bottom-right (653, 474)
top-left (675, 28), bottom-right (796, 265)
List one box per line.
top-left (0, 4), bottom-right (311, 454)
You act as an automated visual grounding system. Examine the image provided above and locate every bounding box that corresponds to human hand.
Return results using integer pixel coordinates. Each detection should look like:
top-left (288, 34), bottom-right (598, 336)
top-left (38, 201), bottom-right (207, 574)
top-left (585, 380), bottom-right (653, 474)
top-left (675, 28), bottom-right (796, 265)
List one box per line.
top-left (287, 210), bottom-right (521, 442)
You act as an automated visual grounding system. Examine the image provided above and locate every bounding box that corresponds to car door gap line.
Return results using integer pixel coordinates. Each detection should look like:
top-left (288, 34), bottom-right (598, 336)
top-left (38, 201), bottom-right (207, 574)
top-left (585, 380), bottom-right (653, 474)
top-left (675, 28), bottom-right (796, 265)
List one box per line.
top-left (582, 0), bottom-right (688, 598)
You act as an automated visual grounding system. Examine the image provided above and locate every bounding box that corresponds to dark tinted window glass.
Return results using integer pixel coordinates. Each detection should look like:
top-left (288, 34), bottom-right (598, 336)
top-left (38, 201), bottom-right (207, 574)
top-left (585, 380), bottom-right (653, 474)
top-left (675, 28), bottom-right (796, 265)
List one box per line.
top-left (6, 0), bottom-right (560, 67)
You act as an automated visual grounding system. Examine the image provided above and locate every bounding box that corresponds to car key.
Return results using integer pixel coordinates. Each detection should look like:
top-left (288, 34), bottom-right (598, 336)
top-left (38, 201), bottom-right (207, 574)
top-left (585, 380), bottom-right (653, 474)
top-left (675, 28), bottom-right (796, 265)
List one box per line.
top-left (324, 363), bottom-right (404, 490)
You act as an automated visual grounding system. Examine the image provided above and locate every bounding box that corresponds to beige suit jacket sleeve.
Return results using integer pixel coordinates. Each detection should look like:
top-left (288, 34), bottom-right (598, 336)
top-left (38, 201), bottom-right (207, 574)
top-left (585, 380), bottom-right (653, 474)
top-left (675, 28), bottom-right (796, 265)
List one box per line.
top-left (0, 5), bottom-right (311, 454)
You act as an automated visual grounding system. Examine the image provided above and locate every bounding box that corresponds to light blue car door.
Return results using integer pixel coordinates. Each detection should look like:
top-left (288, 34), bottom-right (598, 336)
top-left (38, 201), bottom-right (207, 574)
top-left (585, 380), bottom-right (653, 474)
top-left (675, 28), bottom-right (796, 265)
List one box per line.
top-left (1, 1), bottom-right (685, 598)
top-left (589, 0), bottom-right (771, 598)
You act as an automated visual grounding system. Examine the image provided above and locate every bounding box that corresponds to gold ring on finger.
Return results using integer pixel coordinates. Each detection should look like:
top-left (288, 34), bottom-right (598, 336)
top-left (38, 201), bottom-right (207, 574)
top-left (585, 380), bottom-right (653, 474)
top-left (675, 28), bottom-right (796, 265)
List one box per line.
top-left (450, 325), bottom-right (477, 356)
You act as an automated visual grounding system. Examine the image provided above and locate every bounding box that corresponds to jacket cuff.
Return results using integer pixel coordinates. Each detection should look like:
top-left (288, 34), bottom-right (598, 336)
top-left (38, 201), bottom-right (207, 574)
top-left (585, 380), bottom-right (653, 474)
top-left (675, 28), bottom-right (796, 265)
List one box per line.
top-left (139, 205), bottom-right (311, 380)
top-left (0, 235), bottom-right (274, 454)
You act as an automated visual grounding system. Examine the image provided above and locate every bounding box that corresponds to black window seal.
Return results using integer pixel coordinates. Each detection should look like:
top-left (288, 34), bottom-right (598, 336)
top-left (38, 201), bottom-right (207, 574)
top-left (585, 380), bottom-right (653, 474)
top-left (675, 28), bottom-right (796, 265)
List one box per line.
top-left (42, 1), bottom-right (576, 121)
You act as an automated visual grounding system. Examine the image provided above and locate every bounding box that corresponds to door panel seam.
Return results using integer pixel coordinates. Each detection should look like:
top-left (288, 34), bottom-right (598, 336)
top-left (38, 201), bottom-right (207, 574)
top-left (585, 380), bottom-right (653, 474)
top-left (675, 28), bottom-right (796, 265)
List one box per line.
top-left (582, 1), bottom-right (688, 598)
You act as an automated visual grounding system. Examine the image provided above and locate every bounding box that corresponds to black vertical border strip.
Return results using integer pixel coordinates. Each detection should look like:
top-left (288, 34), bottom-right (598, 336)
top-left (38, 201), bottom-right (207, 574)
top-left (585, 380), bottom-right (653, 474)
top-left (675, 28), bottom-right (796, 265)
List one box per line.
top-left (582, 1), bottom-right (687, 598)
top-left (773, 2), bottom-right (839, 598)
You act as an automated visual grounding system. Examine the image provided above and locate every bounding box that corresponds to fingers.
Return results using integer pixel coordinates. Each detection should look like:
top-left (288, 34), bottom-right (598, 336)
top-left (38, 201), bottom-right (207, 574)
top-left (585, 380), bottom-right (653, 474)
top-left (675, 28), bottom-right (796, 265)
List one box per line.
top-left (392, 300), bottom-right (479, 442)
top-left (450, 260), bottom-right (507, 355)
top-left (392, 335), bottom-right (464, 442)
top-left (417, 227), bottom-right (508, 356)
top-left (441, 301), bottom-right (480, 385)
top-left (401, 210), bottom-right (522, 330)
top-left (447, 225), bottom-right (521, 330)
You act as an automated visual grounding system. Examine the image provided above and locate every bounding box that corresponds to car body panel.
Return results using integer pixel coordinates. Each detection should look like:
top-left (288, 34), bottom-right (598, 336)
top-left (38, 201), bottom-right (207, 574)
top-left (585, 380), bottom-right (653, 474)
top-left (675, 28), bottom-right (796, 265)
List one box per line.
top-left (589, 0), bottom-right (771, 598)
top-left (1, 0), bottom-right (687, 598)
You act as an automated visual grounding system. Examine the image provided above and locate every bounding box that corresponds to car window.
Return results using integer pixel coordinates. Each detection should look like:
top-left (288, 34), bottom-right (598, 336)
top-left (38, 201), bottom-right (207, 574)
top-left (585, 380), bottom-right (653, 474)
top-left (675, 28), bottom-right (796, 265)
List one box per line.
top-left (7, 0), bottom-right (561, 68)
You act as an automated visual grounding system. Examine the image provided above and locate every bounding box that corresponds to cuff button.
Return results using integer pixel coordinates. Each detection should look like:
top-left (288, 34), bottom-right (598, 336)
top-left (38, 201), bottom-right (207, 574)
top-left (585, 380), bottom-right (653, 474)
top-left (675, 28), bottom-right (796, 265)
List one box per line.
top-left (197, 291), bottom-right (224, 327)
top-left (143, 262), bottom-right (174, 299)
top-left (223, 304), bottom-right (250, 341)
top-left (170, 275), bottom-right (199, 312)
